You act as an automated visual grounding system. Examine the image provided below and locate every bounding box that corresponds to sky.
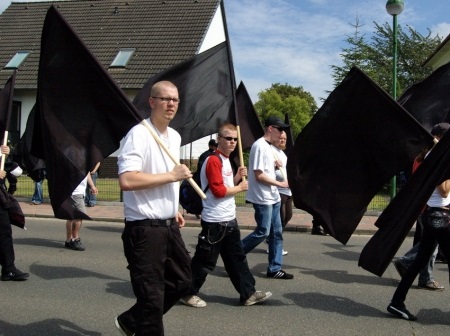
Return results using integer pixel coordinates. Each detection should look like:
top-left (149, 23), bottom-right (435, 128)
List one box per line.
top-left (1, 0), bottom-right (450, 106)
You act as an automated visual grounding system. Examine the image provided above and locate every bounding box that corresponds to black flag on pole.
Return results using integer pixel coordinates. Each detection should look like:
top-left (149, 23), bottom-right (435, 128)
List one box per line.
top-left (398, 61), bottom-right (450, 132)
top-left (359, 124), bottom-right (450, 276)
top-left (286, 67), bottom-right (433, 244)
top-left (0, 71), bottom-right (16, 136)
top-left (34, 6), bottom-right (142, 219)
top-left (133, 42), bottom-right (234, 146)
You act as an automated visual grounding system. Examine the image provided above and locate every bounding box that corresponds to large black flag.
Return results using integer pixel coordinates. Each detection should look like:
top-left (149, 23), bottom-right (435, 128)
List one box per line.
top-left (398, 61), bottom-right (450, 132)
top-left (11, 105), bottom-right (46, 180)
top-left (34, 6), bottom-right (142, 219)
top-left (0, 71), bottom-right (16, 138)
top-left (229, 81), bottom-right (264, 168)
top-left (0, 71), bottom-right (25, 229)
top-left (133, 42), bottom-right (234, 146)
top-left (234, 81), bottom-right (264, 150)
top-left (359, 130), bottom-right (450, 276)
top-left (284, 113), bottom-right (294, 156)
top-left (286, 67), bottom-right (434, 244)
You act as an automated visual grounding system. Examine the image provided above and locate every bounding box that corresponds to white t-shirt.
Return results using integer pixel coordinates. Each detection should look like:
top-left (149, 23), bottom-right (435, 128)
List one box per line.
top-left (118, 119), bottom-right (181, 220)
top-left (245, 137), bottom-right (280, 205)
top-left (272, 145), bottom-right (292, 197)
top-left (200, 153), bottom-right (236, 222)
top-left (73, 175), bottom-right (88, 195)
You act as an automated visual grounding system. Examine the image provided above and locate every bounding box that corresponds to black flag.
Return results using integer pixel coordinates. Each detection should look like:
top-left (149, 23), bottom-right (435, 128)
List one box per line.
top-left (359, 126), bottom-right (450, 276)
top-left (398, 61), bottom-right (450, 131)
top-left (286, 67), bottom-right (434, 244)
top-left (0, 71), bottom-right (16, 136)
top-left (133, 42), bottom-right (234, 146)
top-left (34, 6), bottom-right (142, 219)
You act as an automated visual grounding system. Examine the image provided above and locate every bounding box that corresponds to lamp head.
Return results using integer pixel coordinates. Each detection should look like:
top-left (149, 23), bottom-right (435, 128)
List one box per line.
top-left (386, 0), bottom-right (404, 16)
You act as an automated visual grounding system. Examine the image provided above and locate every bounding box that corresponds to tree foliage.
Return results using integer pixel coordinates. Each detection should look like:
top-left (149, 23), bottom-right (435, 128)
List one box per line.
top-left (330, 19), bottom-right (443, 97)
top-left (254, 83), bottom-right (317, 138)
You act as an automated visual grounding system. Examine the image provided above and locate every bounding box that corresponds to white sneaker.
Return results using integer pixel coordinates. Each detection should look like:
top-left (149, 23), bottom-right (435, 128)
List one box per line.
top-left (180, 295), bottom-right (207, 308)
top-left (266, 249), bottom-right (288, 256)
top-left (244, 291), bottom-right (272, 306)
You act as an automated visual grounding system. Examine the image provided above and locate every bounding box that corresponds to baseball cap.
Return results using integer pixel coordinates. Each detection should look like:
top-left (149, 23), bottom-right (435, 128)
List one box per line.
top-left (431, 122), bottom-right (450, 136)
top-left (264, 115), bottom-right (289, 129)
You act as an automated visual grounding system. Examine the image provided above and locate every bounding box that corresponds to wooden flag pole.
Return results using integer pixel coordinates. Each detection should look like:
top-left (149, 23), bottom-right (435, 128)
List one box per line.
top-left (140, 120), bottom-right (206, 199)
top-left (236, 125), bottom-right (246, 182)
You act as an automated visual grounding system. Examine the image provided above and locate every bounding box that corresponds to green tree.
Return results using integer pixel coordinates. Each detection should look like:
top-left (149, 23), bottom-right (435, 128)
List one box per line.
top-left (330, 20), bottom-right (442, 97)
top-left (254, 83), bottom-right (317, 138)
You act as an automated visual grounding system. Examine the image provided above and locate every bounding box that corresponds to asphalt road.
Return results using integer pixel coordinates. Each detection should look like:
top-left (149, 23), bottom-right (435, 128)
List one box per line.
top-left (1, 218), bottom-right (449, 336)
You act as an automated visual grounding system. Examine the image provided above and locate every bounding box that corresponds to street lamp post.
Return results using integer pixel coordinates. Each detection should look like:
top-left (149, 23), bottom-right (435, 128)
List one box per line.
top-left (386, 0), bottom-right (404, 200)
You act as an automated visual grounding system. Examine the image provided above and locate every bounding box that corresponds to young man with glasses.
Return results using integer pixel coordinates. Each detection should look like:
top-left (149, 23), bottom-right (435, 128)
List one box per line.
top-left (241, 116), bottom-right (294, 280)
top-left (116, 81), bottom-right (192, 336)
top-left (181, 123), bottom-right (272, 308)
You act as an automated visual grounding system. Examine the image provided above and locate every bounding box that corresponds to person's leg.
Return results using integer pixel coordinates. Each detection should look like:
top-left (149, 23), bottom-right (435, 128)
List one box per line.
top-left (391, 216), bottom-right (438, 307)
top-left (267, 202), bottom-right (283, 273)
top-left (279, 194), bottom-right (287, 229)
top-left (241, 204), bottom-right (271, 254)
top-left (417, 245), bottom-right (438, 287)
top-left (284, 195), bottom-right (293, 228)
top-left (0, 206), bottom-right (15, 275)
top-left (220, 226), bottom-right (255, 302)
top-left (31, 179), bottom-right (43, 204)
top-left (119, 225), bottom-right (168, 336)
top-left (163, 224), bottom-right (192, 313)
top-left (185, 222), bottom-right (221, 296)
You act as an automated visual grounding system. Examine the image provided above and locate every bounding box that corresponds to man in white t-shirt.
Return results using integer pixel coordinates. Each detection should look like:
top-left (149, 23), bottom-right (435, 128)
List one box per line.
top-left (116, 80), bottom-right (192, 336)
top-left (242, 116), bottom-right (294, 280)
top-left (181, 123), bottom-right (272, 308)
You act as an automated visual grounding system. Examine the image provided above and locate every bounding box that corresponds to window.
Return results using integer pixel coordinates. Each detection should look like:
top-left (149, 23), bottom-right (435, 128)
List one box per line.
top-left (4, 51), bottom-right (30, 69)
top-left (110, 48), bottom-right (135, 68)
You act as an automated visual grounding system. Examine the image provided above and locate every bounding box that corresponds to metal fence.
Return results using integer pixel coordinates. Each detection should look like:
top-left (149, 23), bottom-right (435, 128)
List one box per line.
top-left (12, 176), bottom-right (390, 211)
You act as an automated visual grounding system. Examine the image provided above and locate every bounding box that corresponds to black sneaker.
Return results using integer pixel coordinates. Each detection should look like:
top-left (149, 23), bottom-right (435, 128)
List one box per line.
top-left (267, 270), bottom-right (294, 279)
top-left (387, 304), bottom-right (417, 321)
top-left (65, 239), bottom-right (86, 251)
top-left (1, 269), bottom-right (29, 281)
top-left (115, 316), bottom-right (134, 336)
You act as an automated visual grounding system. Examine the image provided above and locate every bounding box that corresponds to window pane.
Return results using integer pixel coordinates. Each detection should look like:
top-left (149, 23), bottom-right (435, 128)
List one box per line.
top-left (110, 49), bottom-right (135, 68)
top-left (5, 51), bottom-right (30, 69)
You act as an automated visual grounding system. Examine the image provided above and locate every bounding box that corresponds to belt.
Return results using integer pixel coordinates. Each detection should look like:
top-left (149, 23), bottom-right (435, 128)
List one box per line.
top-left (426, 206), bottom-right (449, 211)
top-left (125, 218), bottom-right (175, 227)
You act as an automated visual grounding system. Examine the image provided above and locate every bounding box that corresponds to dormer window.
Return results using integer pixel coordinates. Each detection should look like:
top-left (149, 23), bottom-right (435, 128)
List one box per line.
top-left (110, 48), bottom-right (135, 68)
top-left (4, 51), bottom-right (30, 69)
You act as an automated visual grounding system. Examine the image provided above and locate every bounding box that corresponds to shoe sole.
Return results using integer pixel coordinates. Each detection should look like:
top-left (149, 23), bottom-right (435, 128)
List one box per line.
top-left (387, 305), bottom-right (417, 321)
top-left (417, 285), bottom-right (444, 291)
top-left (244, 292), bottom-right (273, 306)
top-left (180, 299), bottom-right (206, 308)
top-left (115, 317), bottom-right (134, 336)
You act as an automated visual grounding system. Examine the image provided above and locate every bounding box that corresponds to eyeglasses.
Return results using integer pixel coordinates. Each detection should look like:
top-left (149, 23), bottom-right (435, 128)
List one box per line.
top-left (271, 125), bottom-right (283, 132)
top-left (221, 136), bottom-right (238, 142)
top-left (152, 96), bottom-right (180, 104)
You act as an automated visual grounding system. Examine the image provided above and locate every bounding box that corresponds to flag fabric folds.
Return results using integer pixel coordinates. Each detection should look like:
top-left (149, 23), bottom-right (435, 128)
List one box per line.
top-left (286, 67), bottom-right (434, 245)
top-left (359, 129), bottom-right (450, 276)
top-left (11, 105), bottom-right (46, 181)
top-left (234, 81), bottom-right (264, 151)
top-left (284, 113), bottom-right (294, 156)
top-left (34, 6), bottom-right (142, 219)
top-left (0, 71), bottom-right (25, 229)
top-left (133, 42), bottom-right (234, 146)
top-left (0, 71), bottom-right (16, 136)
top-left (398, 61), bottom-right (450, 132)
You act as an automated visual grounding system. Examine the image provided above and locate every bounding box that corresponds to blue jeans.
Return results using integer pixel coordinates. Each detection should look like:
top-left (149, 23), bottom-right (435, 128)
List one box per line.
top-left (241, 202), bottom-right (283, 273)
top-left (31, 180), bottom-right (44, 204)
top-left (398, 242), bottom-right (438, 285)
top-left (85, 172), bottom-right (97, 206)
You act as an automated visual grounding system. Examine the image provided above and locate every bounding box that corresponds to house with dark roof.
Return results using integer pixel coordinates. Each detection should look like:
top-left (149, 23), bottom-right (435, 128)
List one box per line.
top-left (0, 0), bottom-right (226, 174)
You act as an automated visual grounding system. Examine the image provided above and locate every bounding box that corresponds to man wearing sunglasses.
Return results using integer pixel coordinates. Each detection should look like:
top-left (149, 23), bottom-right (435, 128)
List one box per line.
top-left (241, 116), bottom-right (294, 280)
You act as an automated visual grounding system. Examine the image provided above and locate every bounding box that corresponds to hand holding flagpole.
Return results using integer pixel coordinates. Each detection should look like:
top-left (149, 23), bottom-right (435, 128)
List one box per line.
top-left (140, 119), bottom-right (206, 199)
top-left (0, 131), bottom-right (8, 171)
